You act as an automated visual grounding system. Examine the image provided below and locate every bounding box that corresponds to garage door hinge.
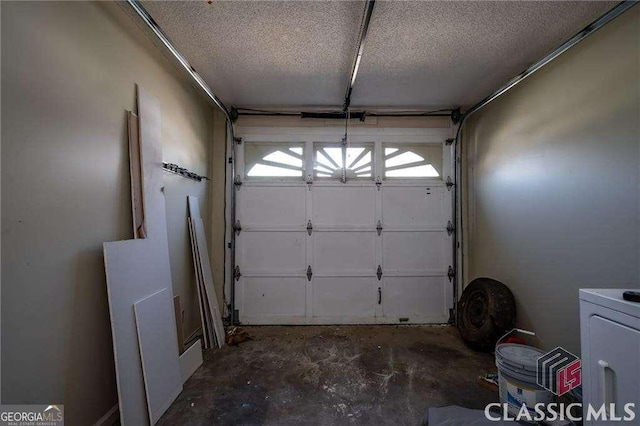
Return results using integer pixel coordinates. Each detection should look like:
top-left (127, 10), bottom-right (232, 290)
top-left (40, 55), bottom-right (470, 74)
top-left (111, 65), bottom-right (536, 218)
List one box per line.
top-left (307, 265), bottom-right (313, 281)
top-left (234, 137), bottom-right (243, 145)
top-left (446, 221), bottom-right (455, 236)
top-left (234, 175), bottom-right (242, 188)
top-left (446, 176), bottom-right (454, 191)
top-left (233, 220), bottom-right (242, 235)
top-left (234, 265), bottom-right (242, 281)
top-left (377, 265), bottom-right (383, 280)
top-left (376, 220), bottom-right (383, 236)
top-left (307, 220), bottom-right (313, 236)
top-left (447, 266), bottom-right (455, 282)
top-left (375, 176), bottom-right (382, 191)
top-left (445, 138), bottom-right (454, 146)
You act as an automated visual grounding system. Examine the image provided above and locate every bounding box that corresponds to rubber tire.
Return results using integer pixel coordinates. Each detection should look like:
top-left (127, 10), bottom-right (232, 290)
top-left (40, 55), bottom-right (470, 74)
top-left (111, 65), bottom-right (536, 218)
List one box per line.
top-left (457, 277), bottom-right (516, 352)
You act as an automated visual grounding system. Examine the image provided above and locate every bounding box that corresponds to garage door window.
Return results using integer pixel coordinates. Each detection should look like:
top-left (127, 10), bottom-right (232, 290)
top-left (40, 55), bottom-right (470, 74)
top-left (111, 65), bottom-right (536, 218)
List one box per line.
top-left (244, 142), bottom-right (305, 179)
top-left (314, 143), bottom-right (374, 179)
top-left (383, 143), bottom-right (442, 179)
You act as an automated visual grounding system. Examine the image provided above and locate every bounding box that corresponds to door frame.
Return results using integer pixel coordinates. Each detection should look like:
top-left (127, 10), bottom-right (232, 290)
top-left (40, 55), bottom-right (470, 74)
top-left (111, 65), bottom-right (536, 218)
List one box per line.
top-left (226, 124), bottom-right (457, 324)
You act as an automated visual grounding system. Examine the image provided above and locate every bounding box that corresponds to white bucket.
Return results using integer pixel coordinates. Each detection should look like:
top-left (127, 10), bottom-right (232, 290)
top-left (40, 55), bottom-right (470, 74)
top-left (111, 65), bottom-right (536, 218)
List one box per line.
top-left (495, 343), bottom-right (554, 418)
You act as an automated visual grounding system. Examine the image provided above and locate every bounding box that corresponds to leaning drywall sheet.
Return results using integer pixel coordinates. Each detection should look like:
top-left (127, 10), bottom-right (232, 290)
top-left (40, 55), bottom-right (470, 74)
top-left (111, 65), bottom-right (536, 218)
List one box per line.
top-left (188, 196), bottom-right (224, 345)
top-left (192, 217), bottom-right (226, 347)
top-left (134, 289), bottom-right (183, 425)
top-left (188, 217), bottom-right (213, 348)
top-left (187, 195), bottom-right (201, 220)
top-left (104, 86), bottom-right (179, 425)
top-left (179, 339), bottom-right (203, 384)
top-left (104, 240), bottom-right (173, 426)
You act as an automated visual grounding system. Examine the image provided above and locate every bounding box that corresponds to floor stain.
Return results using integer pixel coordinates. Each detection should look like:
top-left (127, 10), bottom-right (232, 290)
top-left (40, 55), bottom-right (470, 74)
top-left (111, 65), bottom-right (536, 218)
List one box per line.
top-left (158, 325), bottom-right (498, 426)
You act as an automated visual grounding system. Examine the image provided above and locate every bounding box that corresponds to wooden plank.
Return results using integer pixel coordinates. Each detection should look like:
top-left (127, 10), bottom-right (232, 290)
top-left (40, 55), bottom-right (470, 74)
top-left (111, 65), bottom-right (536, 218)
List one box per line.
top-left (192, 217), bottom-right (226, 347)
top-left (104, 86), bottom-right (179, 425)
top-left (188, 218), bottom-right (212, 349)
top-left (134, 289), bottom-right (183, 425)
top-left (127, 111), bottom-right (145, 239)
top-left (173, 295), bottom-right (185, 355)
top-left (179, 339), bottom-right (203, 384)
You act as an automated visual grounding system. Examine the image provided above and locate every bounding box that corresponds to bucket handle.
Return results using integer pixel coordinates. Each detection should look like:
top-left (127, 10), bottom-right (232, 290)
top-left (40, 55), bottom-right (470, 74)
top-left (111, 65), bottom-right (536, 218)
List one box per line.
top-left (495, 328), bottom-right (536, 351)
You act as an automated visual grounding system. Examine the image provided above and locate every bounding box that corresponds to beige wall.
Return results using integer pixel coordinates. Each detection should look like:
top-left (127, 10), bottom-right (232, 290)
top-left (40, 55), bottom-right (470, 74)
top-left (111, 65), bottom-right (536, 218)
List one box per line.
top-left (1, 2), bottom-right (221, 424)
top-left (464, 7), bottom-right (639, 355)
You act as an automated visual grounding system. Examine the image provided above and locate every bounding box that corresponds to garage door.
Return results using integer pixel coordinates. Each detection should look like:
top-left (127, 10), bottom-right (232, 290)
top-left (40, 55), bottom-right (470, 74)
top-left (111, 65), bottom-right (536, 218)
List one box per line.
top-left (234, 130), bottom-right (453, 324)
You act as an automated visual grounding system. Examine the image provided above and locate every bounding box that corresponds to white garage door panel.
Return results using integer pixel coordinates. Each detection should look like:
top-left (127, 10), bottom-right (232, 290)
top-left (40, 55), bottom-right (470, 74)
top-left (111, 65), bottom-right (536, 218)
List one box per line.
top-left (238, 232), bottom-right (305, 273)
top-left (313, 277), bottom-right (376, 317)
top-left (238, 186), bottom-right (306, 227)
top-left (241, 277), bottom-right (306, 317)
top-left (235, 136), bottom-right (453, 325)
top-left (313, 186), bottom-right (375, 226)
top-left (383, 277), bottom-right (448, 319)
top-left (383, 232), bottom-right (447, 272)
top-left (382, 186), bottom-right (446, 228)
top-left (314, 232), bottom-right (376, 274)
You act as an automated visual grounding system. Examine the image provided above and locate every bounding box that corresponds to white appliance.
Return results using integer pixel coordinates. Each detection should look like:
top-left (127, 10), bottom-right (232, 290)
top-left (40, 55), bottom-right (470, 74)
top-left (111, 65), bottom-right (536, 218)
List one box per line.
top-left (580, 289), bottom-right (640, 425)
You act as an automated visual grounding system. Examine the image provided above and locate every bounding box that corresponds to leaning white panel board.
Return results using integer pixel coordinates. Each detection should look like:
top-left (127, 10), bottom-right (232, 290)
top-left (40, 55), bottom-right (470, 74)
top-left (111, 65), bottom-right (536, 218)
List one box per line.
top-left (134, 289), bottom-right (183, 425)
top-left (179, 339), bottom-right (203, 384)
top-left (188, 196), bottom-right (225, 347)
top-left (192, 217), bottom-right (226, 347)
top-left (187, 217), bottom-right (212, 348)
top-left (104, 86), bottom-right (181, 425)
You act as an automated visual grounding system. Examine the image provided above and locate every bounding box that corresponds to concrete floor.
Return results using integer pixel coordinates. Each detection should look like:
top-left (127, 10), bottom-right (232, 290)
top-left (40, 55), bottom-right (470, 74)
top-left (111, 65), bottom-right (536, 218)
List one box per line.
top-left (159, 325), bottom-right (499, 425)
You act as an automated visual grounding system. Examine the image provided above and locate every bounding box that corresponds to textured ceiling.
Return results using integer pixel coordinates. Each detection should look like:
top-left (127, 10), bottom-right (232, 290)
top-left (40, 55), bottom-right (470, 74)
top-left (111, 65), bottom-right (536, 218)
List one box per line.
top-left (142, 1), bottom-right (617, 109)
top-left (352, 1), bottom-right (617, 107)
top-left (142, 0), bottom-right (365, 107)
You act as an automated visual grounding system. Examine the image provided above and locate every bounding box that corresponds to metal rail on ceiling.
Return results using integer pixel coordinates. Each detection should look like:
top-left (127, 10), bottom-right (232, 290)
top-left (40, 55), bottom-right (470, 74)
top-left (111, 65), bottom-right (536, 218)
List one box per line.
top-left (125, 0), bottom-right (233, 123)
top-left (343, 0), bottom-right (377, 112)
top-left (455, 0), bottom-right (638, 136)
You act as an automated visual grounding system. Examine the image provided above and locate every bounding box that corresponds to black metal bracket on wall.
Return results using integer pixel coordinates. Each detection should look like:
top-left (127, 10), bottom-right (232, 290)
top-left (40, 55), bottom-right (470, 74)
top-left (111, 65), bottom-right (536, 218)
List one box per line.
top-left (162, 162), bottom-right (209, 182)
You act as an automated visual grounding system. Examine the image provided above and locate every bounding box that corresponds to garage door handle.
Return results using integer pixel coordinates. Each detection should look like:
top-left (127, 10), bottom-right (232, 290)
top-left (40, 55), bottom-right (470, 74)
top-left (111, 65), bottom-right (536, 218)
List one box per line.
top-left (378, 287), bottom-right (382, 304)
top-left (307, 265), bottom-right (312, 281)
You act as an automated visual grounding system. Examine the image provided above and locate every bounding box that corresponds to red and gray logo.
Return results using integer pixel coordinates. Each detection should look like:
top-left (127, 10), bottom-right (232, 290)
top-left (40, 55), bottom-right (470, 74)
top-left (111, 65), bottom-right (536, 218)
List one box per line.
top-left (537, 347), bottom-right (582, 396)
